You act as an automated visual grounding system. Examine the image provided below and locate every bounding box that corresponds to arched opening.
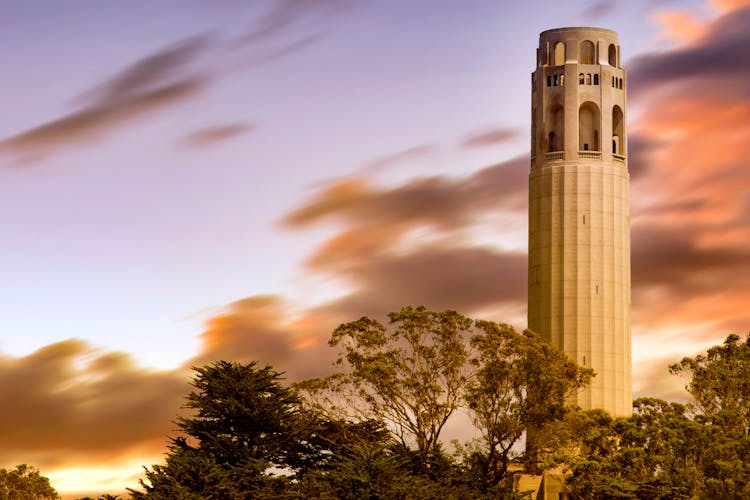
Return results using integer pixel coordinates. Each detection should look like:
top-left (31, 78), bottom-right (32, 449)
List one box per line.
top-left (608, 44), bottom-right (617, 66)
top-left (579, 73), bottom-right (584, 84)
top-left (579, 102), bottom-right (600, 151)
top-left (580, 40), bottom-right (595, 64)
top-left (547, 105), bottom-right (564, 152)
top-left (554, 42), bottom-right (565, 65)
top-left (586, 74), bottom-right (592, 85)
top-left (560, 75), bottom-right (565, 86)
top-left (553, 75), bottom-right (558, 86)
top-left (612, 105), bottom-right (624, 155)
top-left (593, 74), bottom-right (599, 85)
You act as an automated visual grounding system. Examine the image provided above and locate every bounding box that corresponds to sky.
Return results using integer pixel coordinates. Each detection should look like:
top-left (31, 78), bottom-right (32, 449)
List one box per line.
top-left (1, 0), bottom-right (749, 496)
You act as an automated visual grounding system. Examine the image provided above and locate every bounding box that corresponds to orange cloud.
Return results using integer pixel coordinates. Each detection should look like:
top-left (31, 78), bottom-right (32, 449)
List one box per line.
top-left (0, 340), bottom-right (186, 475)
top-left (651, 10), bottom-right (707, 45)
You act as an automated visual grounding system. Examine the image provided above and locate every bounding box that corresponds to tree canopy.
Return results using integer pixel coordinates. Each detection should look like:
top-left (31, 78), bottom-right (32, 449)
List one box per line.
top-left (0, 464), bottom-right (60, 500)
top-left (125, 308), bottom-right (750, 499)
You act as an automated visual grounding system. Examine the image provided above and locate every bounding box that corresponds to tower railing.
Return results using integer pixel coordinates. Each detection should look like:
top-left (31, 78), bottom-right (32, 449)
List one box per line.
top-left (578, 151), bottom-right (602, 160)
top-left (544, 151), bottom-right (564, 161)
top-left (613, 153), bottom-right (626, 162)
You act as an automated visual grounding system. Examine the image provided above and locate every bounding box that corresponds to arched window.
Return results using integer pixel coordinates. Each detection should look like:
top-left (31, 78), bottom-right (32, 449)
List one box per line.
top-left (593, 74), bottom-right (599, 85)
top-left (560, 75), bottom-right (565, 86)
top-left (547, 75), bottom-right (551, 87)
top-left (612, 105), bottom-right (624, 155)
top-left (554, 75), bottom-right (558, 86)
top-left (580, 40), bottom-right (595, 64)
top-left (579, 102), bottom-right (600, 152)
top-left (586, 74), bottom-right (592, 85)
top-left (608, 44), bottom-right (617, 66)
top-left (554, 42), bottom-right (565, 66)
top-left (579, 73), bottom-right (585, 84)
top-left (612, 76), bottom-right (615, 87)
top-left (548, 105), bottom-right (565, 152)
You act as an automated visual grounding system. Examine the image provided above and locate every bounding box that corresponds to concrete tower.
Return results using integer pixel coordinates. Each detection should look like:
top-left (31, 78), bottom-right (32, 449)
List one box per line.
top-left (528, 27), bottom-right (631, 416)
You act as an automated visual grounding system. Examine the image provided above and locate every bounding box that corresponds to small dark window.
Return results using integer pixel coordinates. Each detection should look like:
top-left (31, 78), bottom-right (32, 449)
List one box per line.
top-left (583, 143), bottom-right (589, 151)
top-left (547, 75), bottom-right (551, 87)
top-left (612, 76), bottom-right (615, 87)
top-left (553, 75), bottom-right (558, 86)
top-left (612, 140), bottom-right (616, 153)
top-left (586, 74), bottom-right (592, 85)
top-left (579, 73), bottom-right (584, 84)
top-left (593, 74), bottom-right (599, 85)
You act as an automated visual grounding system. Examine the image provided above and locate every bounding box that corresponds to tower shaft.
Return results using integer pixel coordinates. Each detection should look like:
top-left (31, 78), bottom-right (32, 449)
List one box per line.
top-left (528, 27), bottom-right (632, 417)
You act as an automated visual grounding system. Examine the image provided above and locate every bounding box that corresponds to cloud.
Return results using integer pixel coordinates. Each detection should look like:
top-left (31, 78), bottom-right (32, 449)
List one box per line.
top-left (362, 144), bottom-right (437, 172)
top-left (0, 340), bottom-right (186, 470)
top-left (628, 6), bottom-right (750, 99)
top-left (181, 122), bottom-right (256, 147)
top-left (0, 1), bottom-right (355, 163)
top-left (461, 128), bottom-right (521, 148)
top-left (191, 295), bottom-right (336, 381)
top-left (240, 0), bottom-right (352, 45)
top-left (0, 36), bottom-right (213, 161)
top-left (320, 245), bottom-right (527, 320)
top-left (632, 356), bottom-right (691, 402)
top-left (631, 225), bottom-right (750, 293)
top-left (650, 10), bottom-right (707, 45)
top-left (627, 133), bottom-right (661, 180)
top-left (581, 1), bottom-right (617, 20)
top-left (623, 2), bottom-right (750, 344)
top-left (283, 154), bottom-right (528, 234)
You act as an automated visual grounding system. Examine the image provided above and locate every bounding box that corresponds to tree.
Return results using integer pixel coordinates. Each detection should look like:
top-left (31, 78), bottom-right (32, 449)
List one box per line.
top-left (562, 334), bottom-right (750, 499)
top-left (130, 360), bottom-right (316, 498)
top-left (670, 333), bottom-right (750, 436)
top-left (462, 323), bottom-right (592, 488)
top-left (130, 361), bottom-right (396, 498)
top-left (298, 306), bottom-right (472, 460)
top-left (0, 464), bottom-right (60, 500)
top-left (670, 333), bottom-right (750, 497)
top-left (562, 402), bottom-right (703, 499)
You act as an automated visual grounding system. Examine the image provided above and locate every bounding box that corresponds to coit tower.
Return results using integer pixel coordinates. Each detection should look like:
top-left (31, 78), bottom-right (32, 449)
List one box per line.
top-left (528, 27), bottom-right (632, 417)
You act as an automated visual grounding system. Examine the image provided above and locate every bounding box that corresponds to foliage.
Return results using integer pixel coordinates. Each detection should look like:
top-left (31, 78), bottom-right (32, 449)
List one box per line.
top-left (670, 333), bottom-right (750, 435)
top-left (563, 333), bottom-right (750, 499)
top-left (0, 464), bottom-right (60, 500)
top-left (130, 360), bottom-right (317, 498)
top-left (463, 322), bottom-right (593, 487)
top-left (127, 314), bottom-right (750, 498)
top-left (298, 306), bottom-right (472, 458)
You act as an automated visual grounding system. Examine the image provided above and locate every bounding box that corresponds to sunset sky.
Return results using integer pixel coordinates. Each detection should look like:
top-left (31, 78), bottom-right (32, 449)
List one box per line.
top-left (2, 0), bottom-right (750, 496)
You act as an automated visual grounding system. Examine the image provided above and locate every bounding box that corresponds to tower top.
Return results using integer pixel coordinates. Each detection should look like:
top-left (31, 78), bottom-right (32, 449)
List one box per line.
top-left (540, 27), bottom-right (617, 38)
top-left (536, 27), bottom-right (621, 68)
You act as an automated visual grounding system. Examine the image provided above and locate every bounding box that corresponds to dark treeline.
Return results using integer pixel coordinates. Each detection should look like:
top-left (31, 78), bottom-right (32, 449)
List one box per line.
top-left (5, 307), bottom-right (750, 499)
